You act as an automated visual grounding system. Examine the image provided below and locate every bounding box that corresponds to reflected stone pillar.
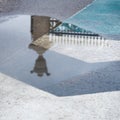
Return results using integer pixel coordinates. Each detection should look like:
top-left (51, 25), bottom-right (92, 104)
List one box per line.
top-left (31, 16), bottom-right (50, 41)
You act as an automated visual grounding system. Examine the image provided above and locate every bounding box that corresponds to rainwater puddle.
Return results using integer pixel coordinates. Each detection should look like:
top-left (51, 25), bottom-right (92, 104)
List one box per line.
top-left (0, 15), bottom-right (110, 93)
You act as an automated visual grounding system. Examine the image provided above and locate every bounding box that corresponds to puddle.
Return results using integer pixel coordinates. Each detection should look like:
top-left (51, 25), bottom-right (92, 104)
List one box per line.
top-left (0, 15), bottom-right (111, 94)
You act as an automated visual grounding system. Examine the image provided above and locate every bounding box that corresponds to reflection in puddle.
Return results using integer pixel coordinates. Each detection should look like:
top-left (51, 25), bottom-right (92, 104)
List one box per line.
top-left (30, 16), bottom-right (110, 49)
top-left (29, 43), bottom-right (51, 77)
top-left (0, 15), bottom-right (112, 96)
top-left (29, 16), bottom-right (54, 77)
top-left (29, 16), bottom-right (109, 77)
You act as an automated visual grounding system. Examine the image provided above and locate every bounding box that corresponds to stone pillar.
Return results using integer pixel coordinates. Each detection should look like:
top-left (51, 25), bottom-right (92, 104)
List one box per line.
top-left (31, 16), bottom-right (50, 41)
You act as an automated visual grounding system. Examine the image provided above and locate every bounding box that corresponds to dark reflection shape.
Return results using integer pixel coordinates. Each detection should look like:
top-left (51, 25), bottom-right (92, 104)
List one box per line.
top-left (31, 16), bottom-right (50, 41)
top-left (30, 16), bottom-right (58, 77)
top-left (29, 16), bottom-right (62, 77)
top-left (29, 41), bottom-right (51, 77)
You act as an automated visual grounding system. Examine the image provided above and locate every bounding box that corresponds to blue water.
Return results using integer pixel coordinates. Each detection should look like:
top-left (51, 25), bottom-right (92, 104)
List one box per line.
top-left (65, 0), bottom-right (120, 40)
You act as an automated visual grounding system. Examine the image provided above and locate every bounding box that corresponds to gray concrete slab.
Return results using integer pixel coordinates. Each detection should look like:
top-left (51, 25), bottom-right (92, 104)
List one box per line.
top-left (0, 0), bottom-right (94, 20)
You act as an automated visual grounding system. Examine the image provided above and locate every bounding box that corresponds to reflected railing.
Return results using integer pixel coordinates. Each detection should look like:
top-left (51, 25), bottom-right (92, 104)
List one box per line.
top-left (49, 33), bottom-right (109, 47)
top-left (31, 16), bottom-right (110, 48)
